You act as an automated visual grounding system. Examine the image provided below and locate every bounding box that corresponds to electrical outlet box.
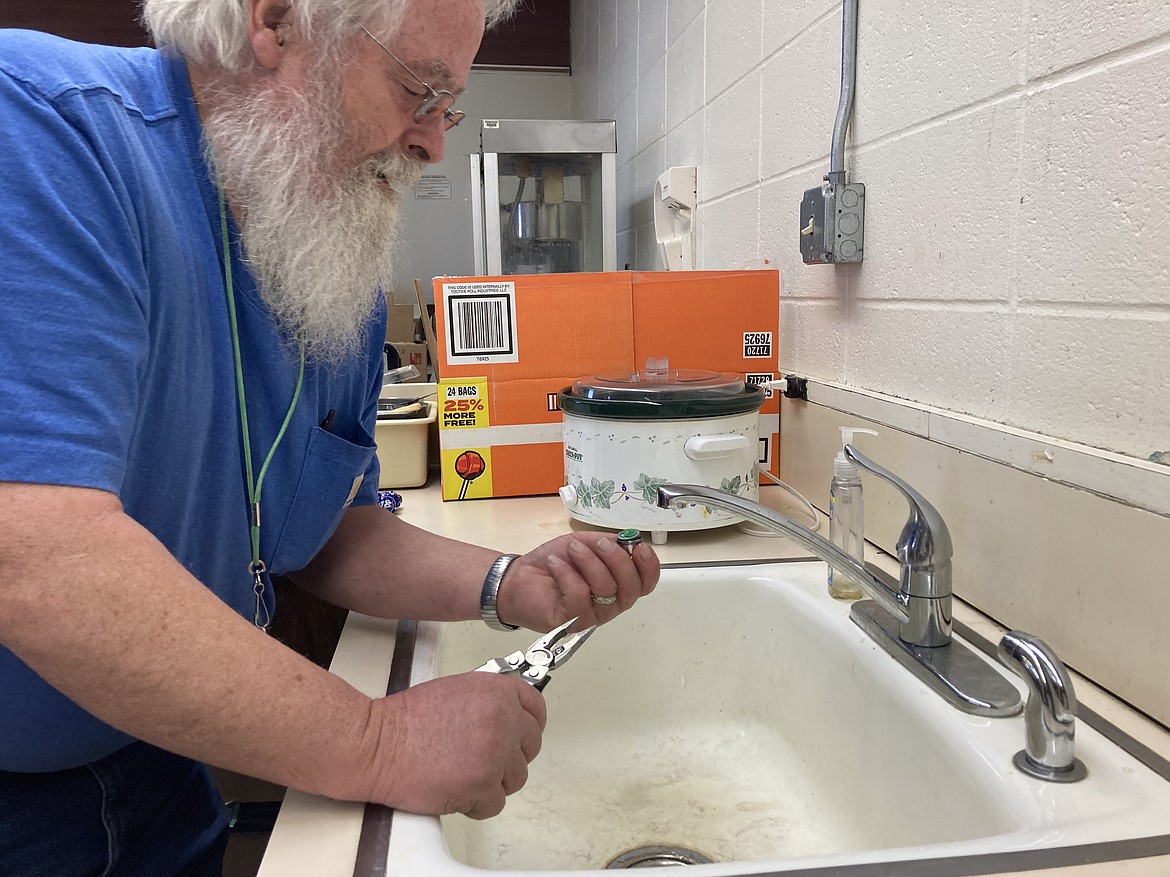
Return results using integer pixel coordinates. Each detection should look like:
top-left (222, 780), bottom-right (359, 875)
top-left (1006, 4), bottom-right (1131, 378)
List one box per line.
top-left (799, 185), bottom-right (831, 264)
top-left (799, 182), bottom-right (865, 264)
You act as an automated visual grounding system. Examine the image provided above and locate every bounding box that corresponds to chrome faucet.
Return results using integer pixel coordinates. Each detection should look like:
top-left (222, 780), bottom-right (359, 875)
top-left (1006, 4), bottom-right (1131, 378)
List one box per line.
top-left (657, 445), bottom-right (1021, 717)
top-left (659, 446), bottom-right (950, 647)
top-left (845, 446), bottom-right (954, 647)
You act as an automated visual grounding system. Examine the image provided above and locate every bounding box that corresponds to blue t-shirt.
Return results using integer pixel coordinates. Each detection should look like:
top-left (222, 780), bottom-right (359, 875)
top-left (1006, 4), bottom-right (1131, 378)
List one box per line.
top-left (0, 31), bottom-right (388, 771)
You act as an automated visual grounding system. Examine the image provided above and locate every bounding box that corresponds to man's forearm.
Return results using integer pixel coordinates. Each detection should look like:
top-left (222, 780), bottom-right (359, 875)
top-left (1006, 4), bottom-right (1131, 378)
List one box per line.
top-left (0, 484), bottom-right (378, 801)
top-left (288, 504), bottom-right (500, 621)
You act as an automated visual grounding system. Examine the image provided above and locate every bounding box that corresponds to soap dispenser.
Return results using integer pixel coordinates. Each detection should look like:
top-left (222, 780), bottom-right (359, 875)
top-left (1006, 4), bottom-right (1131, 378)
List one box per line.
top-left (828, 426), bottom-right (879, 600)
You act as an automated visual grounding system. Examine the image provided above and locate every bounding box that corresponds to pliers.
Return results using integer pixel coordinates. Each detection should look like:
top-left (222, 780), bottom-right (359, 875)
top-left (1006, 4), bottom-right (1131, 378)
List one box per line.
top-left (474, 617), bottom-right (596, 691)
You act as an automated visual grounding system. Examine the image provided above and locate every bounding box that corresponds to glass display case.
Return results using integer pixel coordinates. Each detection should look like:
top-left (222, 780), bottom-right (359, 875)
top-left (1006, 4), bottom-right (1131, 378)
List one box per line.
top-left (471, 119), bottom-right (617, 275)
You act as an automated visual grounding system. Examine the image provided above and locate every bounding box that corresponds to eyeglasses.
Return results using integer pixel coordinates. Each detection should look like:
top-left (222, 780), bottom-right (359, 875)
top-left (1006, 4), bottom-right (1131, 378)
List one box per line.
top-left (358, 24), bottom-right (465, 130)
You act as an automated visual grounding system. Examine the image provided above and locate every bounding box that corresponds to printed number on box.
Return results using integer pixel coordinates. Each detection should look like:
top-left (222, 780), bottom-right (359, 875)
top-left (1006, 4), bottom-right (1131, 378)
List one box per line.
top-left (743, 332), bottom-right (773, 358)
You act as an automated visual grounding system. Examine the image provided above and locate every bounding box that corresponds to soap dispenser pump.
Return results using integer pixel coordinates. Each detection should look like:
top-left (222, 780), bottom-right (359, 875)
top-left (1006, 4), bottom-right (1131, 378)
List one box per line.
top-left (828, 426), bottom-right (879, 600)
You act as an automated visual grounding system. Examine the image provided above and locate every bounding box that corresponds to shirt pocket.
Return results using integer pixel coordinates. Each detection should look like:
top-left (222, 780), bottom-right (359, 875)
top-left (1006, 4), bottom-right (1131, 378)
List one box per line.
top-left (268, 424), bottom-right (377, 574)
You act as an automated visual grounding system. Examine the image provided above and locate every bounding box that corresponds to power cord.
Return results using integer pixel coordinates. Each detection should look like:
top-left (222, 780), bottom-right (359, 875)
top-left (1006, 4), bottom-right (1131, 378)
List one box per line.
top-left (739, 374), bottom-right (818, 535)
top-left (737, 466), bottom-right (822, 536)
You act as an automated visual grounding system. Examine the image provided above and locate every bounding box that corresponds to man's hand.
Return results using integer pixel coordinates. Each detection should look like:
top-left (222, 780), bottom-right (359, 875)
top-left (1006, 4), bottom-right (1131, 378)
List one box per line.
top-left (496, 533), bottom-right (661, 632)
top-left (364, 672), bottom-right (547, 819)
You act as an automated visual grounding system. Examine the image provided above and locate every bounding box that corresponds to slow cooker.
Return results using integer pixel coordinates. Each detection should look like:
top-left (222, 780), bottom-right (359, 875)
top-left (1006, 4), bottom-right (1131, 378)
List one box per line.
top-left (557, 361), bottom-right (765, 543)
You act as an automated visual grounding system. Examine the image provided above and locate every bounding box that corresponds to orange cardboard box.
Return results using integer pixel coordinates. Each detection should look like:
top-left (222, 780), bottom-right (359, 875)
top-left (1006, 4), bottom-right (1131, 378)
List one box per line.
top-left (434, 270), bottom-right (780, 501)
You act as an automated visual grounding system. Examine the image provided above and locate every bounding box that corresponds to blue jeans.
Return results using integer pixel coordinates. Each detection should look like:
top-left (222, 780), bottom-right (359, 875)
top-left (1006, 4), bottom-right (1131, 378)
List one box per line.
top-left (0, 741), bottom-right (230, 876)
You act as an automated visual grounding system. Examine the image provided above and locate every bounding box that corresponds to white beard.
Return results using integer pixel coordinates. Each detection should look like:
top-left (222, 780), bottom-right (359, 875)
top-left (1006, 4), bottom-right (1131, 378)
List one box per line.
top-left (202, 67), bottom-right (424, 366)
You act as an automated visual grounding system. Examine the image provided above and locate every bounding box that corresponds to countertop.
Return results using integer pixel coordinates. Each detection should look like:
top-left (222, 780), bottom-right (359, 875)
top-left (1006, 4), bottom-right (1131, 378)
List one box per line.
top-left (258, 478), bottom-right (1170, 877)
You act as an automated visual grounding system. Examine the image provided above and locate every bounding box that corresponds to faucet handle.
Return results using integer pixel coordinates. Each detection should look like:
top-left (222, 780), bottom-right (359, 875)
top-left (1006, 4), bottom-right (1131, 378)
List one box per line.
top-left (843, 446), bottom-right (953, 571)
top-left (997, 631), bottom-right (1087, 782)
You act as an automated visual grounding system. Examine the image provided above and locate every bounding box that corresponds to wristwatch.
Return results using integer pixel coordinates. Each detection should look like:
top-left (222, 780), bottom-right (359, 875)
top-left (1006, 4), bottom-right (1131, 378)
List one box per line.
top-left (480, 554), bottom-right (520, 631)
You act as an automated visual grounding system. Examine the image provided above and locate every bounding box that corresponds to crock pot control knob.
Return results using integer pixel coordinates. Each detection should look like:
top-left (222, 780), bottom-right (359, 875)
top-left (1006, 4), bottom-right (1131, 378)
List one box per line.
top-left (684, 434), bottom-right (750, 461)
top-left (558, 485), bottom-right (579, 509)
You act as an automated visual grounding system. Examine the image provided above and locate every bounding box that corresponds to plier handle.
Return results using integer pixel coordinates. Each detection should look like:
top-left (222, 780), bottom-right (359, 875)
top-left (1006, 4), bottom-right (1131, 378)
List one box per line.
top-left (474, 617), bottom-right (596, 691)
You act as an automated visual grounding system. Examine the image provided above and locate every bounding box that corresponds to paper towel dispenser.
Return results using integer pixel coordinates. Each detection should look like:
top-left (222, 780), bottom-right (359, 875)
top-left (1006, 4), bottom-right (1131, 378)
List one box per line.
top-left (654, 166), bottom-right (697, 271)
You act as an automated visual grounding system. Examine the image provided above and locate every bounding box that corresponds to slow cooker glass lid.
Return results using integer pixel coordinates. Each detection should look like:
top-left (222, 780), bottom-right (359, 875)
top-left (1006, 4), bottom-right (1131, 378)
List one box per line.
top-left (572, 359), bottom-right (745, 402)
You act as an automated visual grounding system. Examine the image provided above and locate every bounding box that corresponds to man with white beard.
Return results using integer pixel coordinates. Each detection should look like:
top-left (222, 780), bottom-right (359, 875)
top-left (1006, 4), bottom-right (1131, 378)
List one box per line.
top-left (0, 1), bottom-right (660, 873)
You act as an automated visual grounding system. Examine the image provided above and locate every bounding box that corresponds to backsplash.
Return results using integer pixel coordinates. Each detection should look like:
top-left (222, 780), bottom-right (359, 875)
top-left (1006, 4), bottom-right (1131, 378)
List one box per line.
top-left (780, 396), bottom-right (1170, 726)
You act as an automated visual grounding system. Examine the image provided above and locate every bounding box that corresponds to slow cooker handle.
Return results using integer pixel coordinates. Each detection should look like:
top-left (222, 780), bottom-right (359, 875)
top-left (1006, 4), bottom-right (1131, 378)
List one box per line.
top-left (558, 485), bottom-right (579, 509)
top-left (683, 434), bottom-right (750, 461)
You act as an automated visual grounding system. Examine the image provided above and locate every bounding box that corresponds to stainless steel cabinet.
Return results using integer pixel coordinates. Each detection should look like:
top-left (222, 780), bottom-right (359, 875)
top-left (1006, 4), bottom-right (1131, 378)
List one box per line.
top-left (472, 119), bottom-right (617, 275)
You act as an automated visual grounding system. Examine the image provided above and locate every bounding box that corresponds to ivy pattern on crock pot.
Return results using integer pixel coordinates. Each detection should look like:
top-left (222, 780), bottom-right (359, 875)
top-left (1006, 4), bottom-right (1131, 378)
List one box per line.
top-left (574, 465), bottom-right (759, 511)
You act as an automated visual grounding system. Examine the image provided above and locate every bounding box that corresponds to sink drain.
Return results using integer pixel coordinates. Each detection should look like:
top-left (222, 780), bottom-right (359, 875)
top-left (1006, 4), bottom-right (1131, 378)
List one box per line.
top-left (605, 845), bottom-right (714, 868)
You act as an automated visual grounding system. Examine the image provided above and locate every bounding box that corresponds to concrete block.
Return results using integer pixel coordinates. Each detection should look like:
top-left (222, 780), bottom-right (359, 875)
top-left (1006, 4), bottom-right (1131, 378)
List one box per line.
top-left (598, 0), bottom-right (616, 54)
top-left (763, 0), bottom-right (837, 60)
top-left (666, 12), bottom-right (705, 125)
top-left (1003, 311), bottom-right (1170, 460)
top-left (668, 0), bottom-right (705, 46)
top-left (1029, 0), bottom-right (1170, 77)
top-left (634, 140), bottom-right (666, 228)
top-left (638, 2), bottom-right (667, 78)
top-left (1018, 51), bottom-right (1170, 307)
top-left (636, 52), bottom-right (667, 153)
top-left (616, 89), bottom-right (638, 167)
top-left (777, 300), bottom-right (849, 381)
top-left (851, 0), bottom-right (1023, 143)
top-left (699, 187), bottom-right (760, 269)
top-left (850, 99), bottom-right (1022, 303)
top-left (702, 73), bottom-right (761, 197)
top-left (760, 17), bottom-right (840, 177)
top-left (616, 158), bottom-right (636, 235)
top-left (615, 27), bottom-right (637, 106)
top-left (704, 0), bottom-right (762, 100)
top-left (664, 109), bottom-right (704, 172)
top-left (846, 306), bottom-right (1015, 415)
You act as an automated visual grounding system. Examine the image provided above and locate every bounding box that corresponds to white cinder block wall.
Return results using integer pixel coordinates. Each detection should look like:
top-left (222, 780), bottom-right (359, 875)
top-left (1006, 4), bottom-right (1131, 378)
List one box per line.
top-left (569, 0), bottom-right (1170, 464)
top-left (567, 1), bottom-right (1170, 722)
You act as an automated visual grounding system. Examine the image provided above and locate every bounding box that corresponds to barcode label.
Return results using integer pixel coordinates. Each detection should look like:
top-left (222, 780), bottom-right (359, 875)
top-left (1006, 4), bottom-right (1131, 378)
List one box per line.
top-left (441, 282), bottom-right (519, 364)
top-left (452, 298), bottom-right (510, 352)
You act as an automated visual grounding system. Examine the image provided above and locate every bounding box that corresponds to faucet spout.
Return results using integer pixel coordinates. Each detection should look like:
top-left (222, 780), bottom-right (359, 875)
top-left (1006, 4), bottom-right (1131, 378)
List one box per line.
top-left (657, 468), bottom-right (1020, 717)
top-left (658, 456), bottom-right (953, 649)
top-left (655, 484), bottom-right (911, 626)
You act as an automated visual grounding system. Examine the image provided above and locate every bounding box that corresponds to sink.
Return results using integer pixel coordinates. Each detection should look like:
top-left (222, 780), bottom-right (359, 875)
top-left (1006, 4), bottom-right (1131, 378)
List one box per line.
top-left (385, 561), bottom-right (1170, 874)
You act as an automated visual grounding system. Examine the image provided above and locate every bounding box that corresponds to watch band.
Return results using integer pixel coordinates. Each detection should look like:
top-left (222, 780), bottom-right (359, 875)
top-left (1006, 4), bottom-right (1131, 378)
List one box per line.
top-left (480, 554), bottom-right (520, 631)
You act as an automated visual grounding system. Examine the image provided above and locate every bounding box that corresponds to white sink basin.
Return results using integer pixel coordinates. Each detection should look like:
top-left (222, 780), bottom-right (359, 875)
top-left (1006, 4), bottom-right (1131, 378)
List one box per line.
top-left (386, 561), bottom-right (1170, 874)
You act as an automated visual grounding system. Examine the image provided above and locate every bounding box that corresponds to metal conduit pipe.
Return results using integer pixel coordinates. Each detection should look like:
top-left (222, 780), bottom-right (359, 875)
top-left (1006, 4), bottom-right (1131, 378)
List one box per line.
top-left (827, 0), bottom-right (860, 189)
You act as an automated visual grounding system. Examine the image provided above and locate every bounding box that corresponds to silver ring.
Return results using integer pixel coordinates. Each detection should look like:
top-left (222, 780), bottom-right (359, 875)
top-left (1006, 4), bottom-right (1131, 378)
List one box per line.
top-left (590, 593), bottom-right (618, 605)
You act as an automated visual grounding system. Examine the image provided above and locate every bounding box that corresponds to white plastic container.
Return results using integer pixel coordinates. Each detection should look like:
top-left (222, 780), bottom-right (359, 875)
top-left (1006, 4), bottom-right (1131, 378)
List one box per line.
top-left (375, 400), bottom-right (436, 488)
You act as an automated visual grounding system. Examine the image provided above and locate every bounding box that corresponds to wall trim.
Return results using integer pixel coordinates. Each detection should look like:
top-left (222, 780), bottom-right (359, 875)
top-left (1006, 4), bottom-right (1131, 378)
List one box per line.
top-left (795, 378), bottom-right (1170, 518)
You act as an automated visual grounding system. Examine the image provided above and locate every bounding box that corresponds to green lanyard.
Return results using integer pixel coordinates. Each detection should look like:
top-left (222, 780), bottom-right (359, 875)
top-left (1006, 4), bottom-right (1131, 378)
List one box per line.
top-left (219, 190), bottom-right (305, 629)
